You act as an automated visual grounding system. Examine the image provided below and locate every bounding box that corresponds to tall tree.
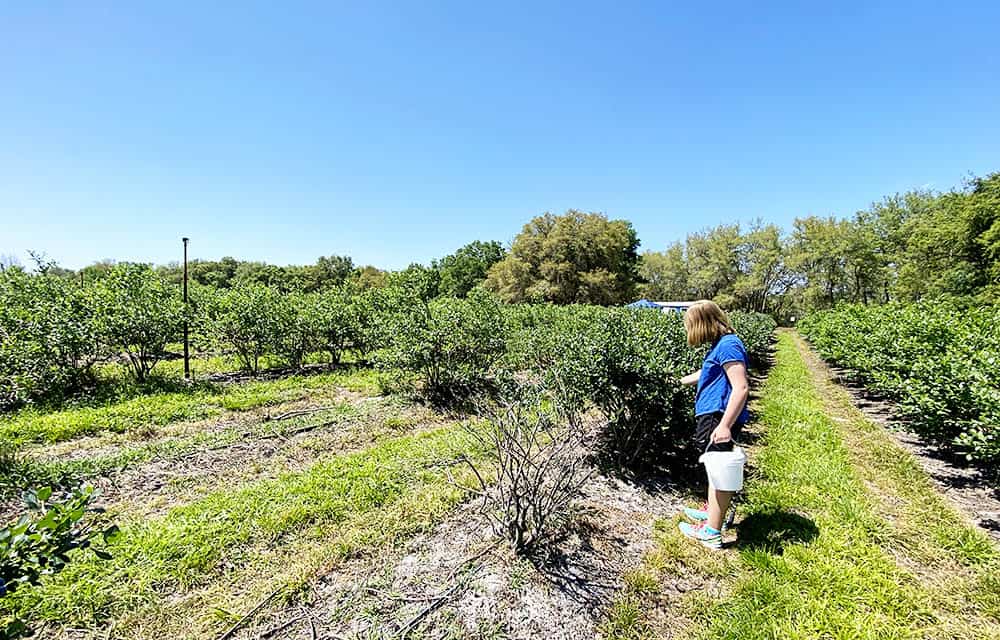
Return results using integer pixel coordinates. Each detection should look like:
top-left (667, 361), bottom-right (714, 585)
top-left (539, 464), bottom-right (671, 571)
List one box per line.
top-left (354, 265), bottom-right (388, 289)
top-left (436, 241), bottom-right (505, 297)
top-left (970, 173), bottom-right (1000, 296)
top-left (638, 243), bottom-right (689, 301)
top-left (685, 224), bottom-right (742, 306)
top-left (310, 255), bottom-right (355, 290)
top-left (893, 182), bottom-right (994, 300)
top-left (786, 216), bottom-right (852, 309)
top-left (485, 211), bottom-right (640, 305)
top-left (733, 221), bottom-right (791, 313)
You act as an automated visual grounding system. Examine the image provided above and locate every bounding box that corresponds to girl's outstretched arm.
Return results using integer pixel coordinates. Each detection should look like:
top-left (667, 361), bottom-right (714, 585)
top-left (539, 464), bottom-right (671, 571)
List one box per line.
top-left (680, 371), bottom-right (700, 386)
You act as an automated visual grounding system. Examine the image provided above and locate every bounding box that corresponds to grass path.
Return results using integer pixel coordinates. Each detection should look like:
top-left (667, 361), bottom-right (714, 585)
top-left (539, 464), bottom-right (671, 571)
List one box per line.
top-left (609, 330), bottom-right (1000, 639)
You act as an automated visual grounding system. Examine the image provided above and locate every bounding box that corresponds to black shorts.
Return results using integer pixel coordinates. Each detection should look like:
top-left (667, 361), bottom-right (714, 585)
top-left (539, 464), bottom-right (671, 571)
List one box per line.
top-left (695, 412), bottom-right (743, 452)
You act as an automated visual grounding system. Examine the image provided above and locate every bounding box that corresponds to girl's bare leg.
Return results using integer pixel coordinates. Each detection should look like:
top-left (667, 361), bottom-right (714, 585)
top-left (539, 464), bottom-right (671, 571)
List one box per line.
top-left (708, 488), bottom-right (734, 530)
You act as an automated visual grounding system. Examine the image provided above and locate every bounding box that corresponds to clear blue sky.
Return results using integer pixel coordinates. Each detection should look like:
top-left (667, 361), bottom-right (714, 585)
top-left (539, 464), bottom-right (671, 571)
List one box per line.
top-left (2, 1), bottom-right (998, 270)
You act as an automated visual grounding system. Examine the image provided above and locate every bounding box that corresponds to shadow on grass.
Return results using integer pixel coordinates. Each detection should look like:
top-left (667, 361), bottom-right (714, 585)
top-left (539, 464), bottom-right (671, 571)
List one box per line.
top-left (733, 509), bottom-right (819, 554)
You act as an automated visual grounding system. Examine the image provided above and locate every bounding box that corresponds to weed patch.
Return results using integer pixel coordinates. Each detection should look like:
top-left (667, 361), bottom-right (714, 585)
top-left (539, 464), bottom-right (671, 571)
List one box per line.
top-left (0, 368), bottom-right (379, 447)
top-left (1, 425), bottom-right (477, 636)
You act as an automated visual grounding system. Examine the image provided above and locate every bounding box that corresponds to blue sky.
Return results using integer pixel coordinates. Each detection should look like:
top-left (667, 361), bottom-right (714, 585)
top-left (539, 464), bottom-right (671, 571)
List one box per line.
top-left (2, 1), bottom-right (998, 270)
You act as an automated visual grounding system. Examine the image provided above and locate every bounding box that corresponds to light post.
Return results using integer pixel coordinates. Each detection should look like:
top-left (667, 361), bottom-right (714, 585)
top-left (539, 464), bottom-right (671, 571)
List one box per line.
top-left (182, 237), bottom-right (190, 380)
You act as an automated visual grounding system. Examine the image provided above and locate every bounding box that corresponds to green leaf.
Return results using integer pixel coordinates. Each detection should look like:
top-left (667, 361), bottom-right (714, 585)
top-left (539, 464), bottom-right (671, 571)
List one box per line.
top-left (92, 548), bottom-right (113, 560)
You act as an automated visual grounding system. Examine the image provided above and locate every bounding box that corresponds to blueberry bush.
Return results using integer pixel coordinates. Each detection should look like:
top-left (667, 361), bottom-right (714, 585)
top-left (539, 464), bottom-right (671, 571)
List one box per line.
top-left (800, 301), bottom-right (1000, 462)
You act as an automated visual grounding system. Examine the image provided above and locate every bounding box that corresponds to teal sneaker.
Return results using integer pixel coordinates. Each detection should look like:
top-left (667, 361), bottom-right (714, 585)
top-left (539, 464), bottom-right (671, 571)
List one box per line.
top-left (682, 503), bottom-right (736, 530)
top-left (679, 521), bottom-right (723, 550)
top-left (683, 503), bottom-right (709, 522)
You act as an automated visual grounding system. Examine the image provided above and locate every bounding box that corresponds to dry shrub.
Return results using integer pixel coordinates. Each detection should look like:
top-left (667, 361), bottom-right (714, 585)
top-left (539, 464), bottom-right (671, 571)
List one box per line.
top-left (463, 386), bottom-right (597, 554)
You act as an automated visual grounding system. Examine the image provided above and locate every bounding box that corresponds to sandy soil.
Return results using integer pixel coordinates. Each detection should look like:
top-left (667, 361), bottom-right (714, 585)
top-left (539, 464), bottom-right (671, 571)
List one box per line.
top-left (225, 472), bottom-right (690, 640)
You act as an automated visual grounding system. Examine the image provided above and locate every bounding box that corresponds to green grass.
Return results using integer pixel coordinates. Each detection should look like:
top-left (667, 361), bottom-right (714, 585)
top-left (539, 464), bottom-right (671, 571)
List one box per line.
top-left (602, 594), bottom-right (653, 640)
top-left (100, 347), bottom-right (354, 380)
top-left (3, 398), bottom-right (403, 499)
top-left (0, 367), bottom-right (381, 447)
top-left (1, 424), bottom-right (478, 636)
top-left (608, 331), bottom-right (1000, 639)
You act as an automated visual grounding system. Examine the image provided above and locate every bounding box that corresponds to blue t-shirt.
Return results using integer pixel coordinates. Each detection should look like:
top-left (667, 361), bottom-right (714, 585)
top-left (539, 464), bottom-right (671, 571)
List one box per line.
top-left (695, 333), bottom-right (750, 423)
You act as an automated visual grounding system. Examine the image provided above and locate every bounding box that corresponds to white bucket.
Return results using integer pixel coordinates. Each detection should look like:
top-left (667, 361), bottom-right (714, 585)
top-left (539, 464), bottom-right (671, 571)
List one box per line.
top-left (699, 446), bottom-right (746, 491)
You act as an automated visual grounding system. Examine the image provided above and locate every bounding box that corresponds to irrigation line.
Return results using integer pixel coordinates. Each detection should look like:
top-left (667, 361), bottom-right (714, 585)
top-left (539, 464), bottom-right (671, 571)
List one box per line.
top-left (217, 586), bottom-right (284, 640)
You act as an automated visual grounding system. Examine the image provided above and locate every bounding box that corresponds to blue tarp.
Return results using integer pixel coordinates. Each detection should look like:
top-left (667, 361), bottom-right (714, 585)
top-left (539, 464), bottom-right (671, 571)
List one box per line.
top-left (626, 299), bottom-right (663, 309)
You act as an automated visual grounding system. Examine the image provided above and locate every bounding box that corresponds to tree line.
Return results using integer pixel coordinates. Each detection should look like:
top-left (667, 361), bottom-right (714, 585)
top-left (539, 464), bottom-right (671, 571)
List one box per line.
top-left (639, 172), bottom-right (1000, 317)
top-left (4, 172), bottom-right (998, 319)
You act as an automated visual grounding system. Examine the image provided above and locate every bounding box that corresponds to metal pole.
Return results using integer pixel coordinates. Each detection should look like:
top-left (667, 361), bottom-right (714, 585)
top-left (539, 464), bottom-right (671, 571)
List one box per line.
top-left (182, 237), bottom-right (190, 380)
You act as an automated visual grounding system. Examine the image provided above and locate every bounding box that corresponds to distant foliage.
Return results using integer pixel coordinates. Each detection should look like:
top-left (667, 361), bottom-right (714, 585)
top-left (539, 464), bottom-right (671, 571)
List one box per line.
top-left (641, 221), bottom-right (796, 317)
top-left (800, 301), bottom-right (1000, 462)
top-left (41, 170), bottom-right (1000, 326)
top-left (156, 254), bottom-right (356, 292)
top-left (436, 240), bottom-right (506, 298)
top-left (638, 173), bottom-right (1000, 319)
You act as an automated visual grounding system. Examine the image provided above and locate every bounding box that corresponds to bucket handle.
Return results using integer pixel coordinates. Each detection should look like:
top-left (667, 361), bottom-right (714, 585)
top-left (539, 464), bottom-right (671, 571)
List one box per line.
top-left (703, 436), bottom-right (739, 454)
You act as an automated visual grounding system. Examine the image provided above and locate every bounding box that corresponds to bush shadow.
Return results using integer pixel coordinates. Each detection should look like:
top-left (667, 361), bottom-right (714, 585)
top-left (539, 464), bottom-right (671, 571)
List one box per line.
top-left (523, 508), bottom-right (621, 610)
top-left (594, 420), bottom-right (766, 501)
top-left (733, 509), bottom-right (819, 554)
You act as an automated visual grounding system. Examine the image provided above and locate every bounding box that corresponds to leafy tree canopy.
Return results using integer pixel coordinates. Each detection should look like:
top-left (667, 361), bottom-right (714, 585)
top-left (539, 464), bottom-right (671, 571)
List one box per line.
top-left (435, 240), bottom-right (505, 298)
top-left (485, 211), bottom-right (639, 305)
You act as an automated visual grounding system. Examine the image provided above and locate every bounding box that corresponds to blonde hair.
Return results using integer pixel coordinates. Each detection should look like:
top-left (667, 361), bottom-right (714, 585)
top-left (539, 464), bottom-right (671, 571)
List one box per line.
top-left (683, 300), bottom-right (735, 346)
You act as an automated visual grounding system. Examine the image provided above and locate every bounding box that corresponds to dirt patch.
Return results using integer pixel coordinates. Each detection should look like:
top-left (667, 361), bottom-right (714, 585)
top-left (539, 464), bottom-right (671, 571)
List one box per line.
top-left (223, 472), bottom-right (687, 640)
top-left (889, 430), bottom-right (1000, 540)
top-left (28, 388), bottom-right (369, 462)
top-left (96, 402), bottom-right (446, 519)
top-left (0, 395), bottom-right (447, 524)
top-left (797, 334), bottom-right (1000, 543)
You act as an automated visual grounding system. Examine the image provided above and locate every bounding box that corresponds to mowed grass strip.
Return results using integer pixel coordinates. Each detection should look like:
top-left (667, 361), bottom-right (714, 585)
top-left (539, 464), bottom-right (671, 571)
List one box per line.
top-left (607, 331), bottom-right (1000, 640)
top-left (0, 367), bottom-right (380, 446)
top-left (791, 331), bottom-right (1000, 625)
top-left (1, 424), bottom-right (476, 636)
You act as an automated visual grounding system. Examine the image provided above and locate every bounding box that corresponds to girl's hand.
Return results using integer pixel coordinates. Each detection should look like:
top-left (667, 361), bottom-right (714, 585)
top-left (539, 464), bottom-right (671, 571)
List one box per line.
top-left (711, 425), bottom-right (732, 444)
